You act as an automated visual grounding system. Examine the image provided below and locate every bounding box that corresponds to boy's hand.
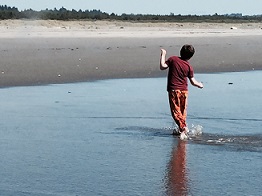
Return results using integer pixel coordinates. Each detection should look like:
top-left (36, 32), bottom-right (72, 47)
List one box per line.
top-left (160, 49), bottom-right (166, 56)
top-left (190, 77), bottom-right (204, 89)
top-left (160, 49), bottom-right (168, 70)
top-left (198, 82), bottom-right (204, 89)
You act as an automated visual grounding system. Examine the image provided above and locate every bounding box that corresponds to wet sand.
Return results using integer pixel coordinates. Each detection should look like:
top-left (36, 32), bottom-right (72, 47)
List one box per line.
top-left (0, 20), bottom-right (262, 87)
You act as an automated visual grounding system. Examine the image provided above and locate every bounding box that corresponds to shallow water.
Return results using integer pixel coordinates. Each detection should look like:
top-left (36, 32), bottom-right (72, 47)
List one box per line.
top-left (0, 71), bottom-right (261, 195)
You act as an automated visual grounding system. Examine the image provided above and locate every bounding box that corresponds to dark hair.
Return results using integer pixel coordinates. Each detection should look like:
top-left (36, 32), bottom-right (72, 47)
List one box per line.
top-left (180, 44), bottom-right (195, 60)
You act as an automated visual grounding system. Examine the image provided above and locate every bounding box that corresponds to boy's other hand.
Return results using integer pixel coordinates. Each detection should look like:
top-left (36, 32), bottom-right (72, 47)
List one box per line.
top-left (199, 82), bottom-right (204, 89)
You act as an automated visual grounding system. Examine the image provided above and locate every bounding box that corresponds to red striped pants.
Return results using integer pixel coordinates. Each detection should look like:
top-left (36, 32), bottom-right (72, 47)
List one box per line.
top-left (168, 90), bottom-right (188, 131)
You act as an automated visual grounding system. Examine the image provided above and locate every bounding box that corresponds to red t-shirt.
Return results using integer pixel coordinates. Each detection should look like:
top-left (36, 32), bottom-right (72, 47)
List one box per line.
top-left (166, 56), bottom-right (194, 91)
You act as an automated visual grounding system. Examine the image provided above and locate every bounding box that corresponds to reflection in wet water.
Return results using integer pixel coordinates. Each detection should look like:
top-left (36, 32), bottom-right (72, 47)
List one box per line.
top-left (113, 125), bottom-right (262, 195)
top-left (165, 140), bottom-right (189, 196)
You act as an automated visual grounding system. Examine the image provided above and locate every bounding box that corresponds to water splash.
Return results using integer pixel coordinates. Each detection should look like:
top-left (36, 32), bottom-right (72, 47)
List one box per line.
top-left (188, 124), bottom-right (203, 137)
top-left (113, 125), bottom-right (262, 152)
top-left (189, 131), bottom-right (262, 152)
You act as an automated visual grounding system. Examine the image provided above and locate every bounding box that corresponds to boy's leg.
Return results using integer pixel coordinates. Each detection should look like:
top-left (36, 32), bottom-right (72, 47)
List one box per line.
top-left (180, 91), bottom-right (188, 129)
top-left (168, 90), bottom-right (188, 132)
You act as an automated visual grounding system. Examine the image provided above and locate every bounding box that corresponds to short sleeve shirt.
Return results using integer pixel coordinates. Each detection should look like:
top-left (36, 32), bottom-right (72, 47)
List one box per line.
top-left (166, 56), bottom-right (194, 91)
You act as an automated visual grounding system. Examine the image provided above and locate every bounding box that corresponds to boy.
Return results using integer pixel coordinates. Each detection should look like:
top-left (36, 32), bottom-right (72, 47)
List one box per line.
top-left (160, 44), bottom-right (203, 140)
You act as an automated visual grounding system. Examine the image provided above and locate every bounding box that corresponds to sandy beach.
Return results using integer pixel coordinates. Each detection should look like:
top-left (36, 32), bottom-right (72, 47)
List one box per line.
top-left (1, 20), bottom-right (262, 196)
top-left (0, 20), bottom-right (262, 87)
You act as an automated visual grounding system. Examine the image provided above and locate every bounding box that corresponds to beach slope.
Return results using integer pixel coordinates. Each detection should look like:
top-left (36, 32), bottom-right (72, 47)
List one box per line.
top-left (0, 20), bottom-right (261, 87)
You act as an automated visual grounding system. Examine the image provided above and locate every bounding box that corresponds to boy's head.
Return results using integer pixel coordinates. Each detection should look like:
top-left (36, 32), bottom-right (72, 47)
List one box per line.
top-left (180, 44), bottom-right (195, 60)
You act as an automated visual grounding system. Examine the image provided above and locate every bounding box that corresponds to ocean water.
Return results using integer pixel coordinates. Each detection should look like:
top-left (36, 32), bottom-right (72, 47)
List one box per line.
top-left (0, 71), bottom-right (261, 196)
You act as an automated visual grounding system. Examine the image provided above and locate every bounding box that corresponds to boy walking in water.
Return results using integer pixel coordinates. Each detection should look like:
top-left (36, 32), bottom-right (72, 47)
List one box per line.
top-left (160, 45), bottom-right (203, 140)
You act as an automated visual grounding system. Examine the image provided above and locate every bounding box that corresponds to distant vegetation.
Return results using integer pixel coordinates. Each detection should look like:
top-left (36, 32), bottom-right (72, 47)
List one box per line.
top-left (1, 5), bottom-right (262, 22)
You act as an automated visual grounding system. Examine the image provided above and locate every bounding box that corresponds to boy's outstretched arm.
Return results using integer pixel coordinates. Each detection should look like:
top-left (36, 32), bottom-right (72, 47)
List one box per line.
top-left (189, 77), bottom-right (204, 89)
top-left (160, 49), bottom-right (168, 70)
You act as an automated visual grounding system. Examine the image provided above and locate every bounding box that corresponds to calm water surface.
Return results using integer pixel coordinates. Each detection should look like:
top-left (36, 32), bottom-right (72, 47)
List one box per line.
top-left (0, 71), bottom-right (261, 195)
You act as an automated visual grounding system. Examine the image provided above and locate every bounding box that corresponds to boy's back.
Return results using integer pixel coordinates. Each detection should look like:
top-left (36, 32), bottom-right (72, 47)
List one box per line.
top-left (166, 55), bottom-right (194, 91)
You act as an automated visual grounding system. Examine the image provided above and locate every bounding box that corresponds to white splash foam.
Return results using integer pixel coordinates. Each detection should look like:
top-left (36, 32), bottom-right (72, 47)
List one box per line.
top-left (188, 124), bottom-right (203, 137)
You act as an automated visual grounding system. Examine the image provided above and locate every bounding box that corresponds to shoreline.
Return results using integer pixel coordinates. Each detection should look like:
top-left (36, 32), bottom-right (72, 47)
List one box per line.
top-left (0, 70), bottom-right (260, 89)
top-left (0, 20), bottom-right (262, 88)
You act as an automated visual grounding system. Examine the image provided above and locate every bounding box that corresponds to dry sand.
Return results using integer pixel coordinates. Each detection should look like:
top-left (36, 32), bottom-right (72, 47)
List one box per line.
top-left (0, 20), bottom-right (262, 87)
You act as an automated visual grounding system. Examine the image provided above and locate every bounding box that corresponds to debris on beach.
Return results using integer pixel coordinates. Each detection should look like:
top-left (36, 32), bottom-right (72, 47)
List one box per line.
top-left (230, 26), bottom-right (237, 30)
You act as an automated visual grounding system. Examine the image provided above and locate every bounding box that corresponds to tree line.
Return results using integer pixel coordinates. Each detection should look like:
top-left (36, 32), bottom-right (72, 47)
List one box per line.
top-left (1, 5), bottom-right (262, 22)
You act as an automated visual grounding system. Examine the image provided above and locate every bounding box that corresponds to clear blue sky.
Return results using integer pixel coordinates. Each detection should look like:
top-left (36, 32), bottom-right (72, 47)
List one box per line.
top-left (1, 0), bottom-right (262, 15)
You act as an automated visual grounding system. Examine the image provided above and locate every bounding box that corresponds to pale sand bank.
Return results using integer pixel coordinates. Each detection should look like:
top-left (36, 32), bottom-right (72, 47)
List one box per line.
top-left (1, 20), bottom-right (262, 38)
